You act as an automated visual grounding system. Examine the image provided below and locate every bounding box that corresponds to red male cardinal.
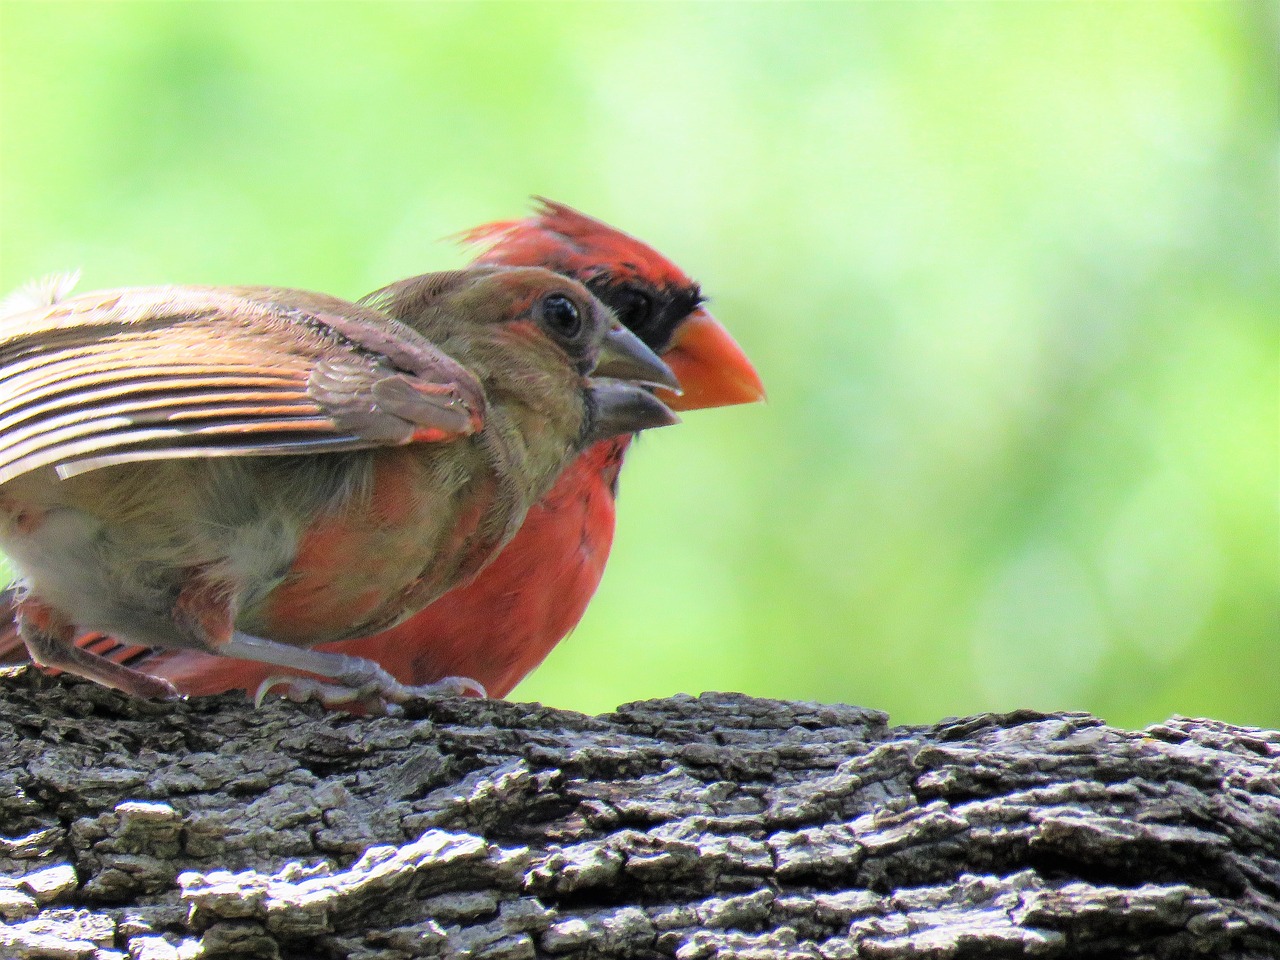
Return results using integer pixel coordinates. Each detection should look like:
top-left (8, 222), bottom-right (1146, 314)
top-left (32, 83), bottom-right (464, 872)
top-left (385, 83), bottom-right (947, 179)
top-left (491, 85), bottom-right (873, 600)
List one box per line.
top-left (0, 265), bottom-right (678, 706)
top-left (0, 201), bottom-right (764, 701)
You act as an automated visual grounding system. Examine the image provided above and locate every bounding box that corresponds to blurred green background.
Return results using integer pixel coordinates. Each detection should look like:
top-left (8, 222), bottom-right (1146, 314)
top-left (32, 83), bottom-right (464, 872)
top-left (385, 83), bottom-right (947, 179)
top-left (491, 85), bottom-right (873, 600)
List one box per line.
top-left (1, 2), bottom-right (1275, 728)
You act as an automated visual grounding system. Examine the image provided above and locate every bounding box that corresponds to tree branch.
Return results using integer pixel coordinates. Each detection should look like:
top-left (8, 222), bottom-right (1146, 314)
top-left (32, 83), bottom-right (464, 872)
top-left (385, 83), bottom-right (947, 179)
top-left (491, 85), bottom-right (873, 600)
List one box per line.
top-left (0, 667), bottom-right (1276, 959)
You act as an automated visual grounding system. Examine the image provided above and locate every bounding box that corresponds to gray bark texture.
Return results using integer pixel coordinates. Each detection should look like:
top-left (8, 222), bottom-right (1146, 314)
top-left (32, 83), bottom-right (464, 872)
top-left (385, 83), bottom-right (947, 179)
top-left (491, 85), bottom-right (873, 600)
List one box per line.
top-left (0, 666), bottom-right (1277, 960)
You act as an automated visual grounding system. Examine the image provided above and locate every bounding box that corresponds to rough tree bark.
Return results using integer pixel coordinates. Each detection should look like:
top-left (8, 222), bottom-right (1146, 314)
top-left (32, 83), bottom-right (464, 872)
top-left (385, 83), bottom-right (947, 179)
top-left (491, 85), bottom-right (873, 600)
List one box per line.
top-left (0, 666), bottom-right (1276, 960)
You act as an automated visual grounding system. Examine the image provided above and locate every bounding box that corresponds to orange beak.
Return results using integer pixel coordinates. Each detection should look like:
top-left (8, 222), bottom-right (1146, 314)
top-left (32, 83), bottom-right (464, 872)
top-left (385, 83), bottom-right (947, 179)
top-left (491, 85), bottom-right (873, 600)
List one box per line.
top-left (656, 308), bottom-right (765, 412)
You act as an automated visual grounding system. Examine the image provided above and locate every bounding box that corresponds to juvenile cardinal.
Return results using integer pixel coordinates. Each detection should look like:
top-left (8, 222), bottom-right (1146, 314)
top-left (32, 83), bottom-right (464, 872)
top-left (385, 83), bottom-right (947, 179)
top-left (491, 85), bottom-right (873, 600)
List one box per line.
top-left (0, 201), bottom-right (764, 701)
top-left (0, 266), bottom-right (678, 706)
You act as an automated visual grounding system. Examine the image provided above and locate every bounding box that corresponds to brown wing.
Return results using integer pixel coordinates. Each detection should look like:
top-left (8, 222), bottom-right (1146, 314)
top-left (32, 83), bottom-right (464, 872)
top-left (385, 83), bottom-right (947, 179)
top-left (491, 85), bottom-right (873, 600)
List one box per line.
top-left (0, 285), bottom-right (485, 485)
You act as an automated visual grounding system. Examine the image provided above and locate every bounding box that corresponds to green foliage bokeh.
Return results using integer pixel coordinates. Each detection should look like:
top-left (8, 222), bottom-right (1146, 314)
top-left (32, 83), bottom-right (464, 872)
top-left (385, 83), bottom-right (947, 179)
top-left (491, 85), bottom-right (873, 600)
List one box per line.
top-left (1, 2), bottom-right (1275, 727)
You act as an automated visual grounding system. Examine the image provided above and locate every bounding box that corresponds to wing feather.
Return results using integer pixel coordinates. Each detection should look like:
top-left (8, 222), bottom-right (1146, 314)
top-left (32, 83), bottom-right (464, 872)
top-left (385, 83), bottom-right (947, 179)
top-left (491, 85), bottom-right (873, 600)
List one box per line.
top-left (0, 284), bottom-right (486, 484)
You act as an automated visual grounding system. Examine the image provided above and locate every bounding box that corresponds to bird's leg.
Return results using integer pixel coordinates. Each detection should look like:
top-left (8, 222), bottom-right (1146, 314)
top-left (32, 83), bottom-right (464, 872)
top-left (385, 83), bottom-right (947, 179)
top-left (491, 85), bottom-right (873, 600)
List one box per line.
top-left (171, 571), bottom-right (485, 712)
top-left (218, 633), bottom-right (486, 714)
top-left (172, 573), bottom-right (236, 647)
top-left (16, 597), bottom-right (179, 700)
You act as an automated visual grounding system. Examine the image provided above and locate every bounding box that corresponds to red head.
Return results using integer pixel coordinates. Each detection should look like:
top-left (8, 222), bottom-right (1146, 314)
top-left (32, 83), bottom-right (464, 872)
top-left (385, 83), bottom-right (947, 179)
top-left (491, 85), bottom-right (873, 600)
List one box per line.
top-left (460, 199), bottom-right (764, 412)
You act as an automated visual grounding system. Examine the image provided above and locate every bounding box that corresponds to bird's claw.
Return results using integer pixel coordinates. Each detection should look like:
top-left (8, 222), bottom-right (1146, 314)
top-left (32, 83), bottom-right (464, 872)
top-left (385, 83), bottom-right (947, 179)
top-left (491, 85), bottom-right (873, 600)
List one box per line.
top-left (423, 675), bottom-right (488, 699)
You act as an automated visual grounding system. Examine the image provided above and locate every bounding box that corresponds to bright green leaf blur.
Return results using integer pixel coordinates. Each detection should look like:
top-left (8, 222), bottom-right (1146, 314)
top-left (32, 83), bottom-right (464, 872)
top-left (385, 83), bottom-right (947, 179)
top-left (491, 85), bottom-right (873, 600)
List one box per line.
top-left (1, 3), bottom-right (1275, 727)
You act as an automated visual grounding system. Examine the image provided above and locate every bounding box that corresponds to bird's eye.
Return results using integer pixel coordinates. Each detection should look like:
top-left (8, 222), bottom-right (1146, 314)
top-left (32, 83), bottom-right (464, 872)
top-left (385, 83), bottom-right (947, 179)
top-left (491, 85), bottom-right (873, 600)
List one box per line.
top-left (609, 287), bottom-right (654, 332)
top-left (540, 293), bottom-right (583, 339)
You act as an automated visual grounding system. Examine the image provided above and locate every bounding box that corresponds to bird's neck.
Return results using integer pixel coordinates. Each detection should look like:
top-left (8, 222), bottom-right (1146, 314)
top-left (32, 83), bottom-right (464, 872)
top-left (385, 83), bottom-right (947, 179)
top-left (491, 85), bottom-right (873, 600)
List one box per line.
top-left (478, 381), bottom-right (585, 518)
top-left (421, 326), bottom-right (590, 543)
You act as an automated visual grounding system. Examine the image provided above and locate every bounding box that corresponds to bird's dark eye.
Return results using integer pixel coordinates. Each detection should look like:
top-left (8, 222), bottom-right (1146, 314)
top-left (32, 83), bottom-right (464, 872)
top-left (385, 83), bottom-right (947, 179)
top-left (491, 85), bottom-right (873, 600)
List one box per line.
top-left (540, 293), bottom-right (582, 339)
top-left (609, 287), bottom-right (654, 332)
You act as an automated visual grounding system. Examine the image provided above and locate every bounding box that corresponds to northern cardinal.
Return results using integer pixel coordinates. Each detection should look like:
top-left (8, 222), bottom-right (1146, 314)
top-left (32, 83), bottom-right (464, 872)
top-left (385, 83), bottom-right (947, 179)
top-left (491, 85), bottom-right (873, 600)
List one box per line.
top-left (0, 200), bottom-right (764, 701)
top-left (0, 265), bottom-right (678, 706)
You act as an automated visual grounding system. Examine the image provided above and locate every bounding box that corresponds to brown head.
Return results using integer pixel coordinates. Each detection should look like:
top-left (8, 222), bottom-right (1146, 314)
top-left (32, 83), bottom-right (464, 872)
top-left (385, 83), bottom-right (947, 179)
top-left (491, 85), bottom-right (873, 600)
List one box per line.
top-left (359, 265), bottom-right (680, 449)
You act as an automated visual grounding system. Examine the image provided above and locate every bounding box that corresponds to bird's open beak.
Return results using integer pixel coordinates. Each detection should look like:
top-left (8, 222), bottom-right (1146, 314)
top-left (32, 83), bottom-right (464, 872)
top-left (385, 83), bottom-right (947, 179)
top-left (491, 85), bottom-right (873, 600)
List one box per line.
top-left (585, 323), bottom-right (681, 443)
top-left (657, 307), bottom-right (765, 412)
top-left (584, 379), bottom-right (680, 443)
top-left (593, 324), bottom-right (681, 393)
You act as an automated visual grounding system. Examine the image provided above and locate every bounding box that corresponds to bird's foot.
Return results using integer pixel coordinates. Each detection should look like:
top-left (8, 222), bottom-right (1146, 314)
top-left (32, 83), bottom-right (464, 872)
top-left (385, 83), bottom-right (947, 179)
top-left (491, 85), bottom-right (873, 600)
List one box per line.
top-left (254, 671), bottom-right (487, 715)
top-left (218, 632), bottom-right (484, 714)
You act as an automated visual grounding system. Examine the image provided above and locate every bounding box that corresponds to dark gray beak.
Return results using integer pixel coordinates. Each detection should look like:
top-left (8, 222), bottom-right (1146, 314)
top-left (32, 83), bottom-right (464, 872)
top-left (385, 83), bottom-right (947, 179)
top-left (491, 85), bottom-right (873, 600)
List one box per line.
top-left (592, 325), bottom-right (682, 393)
top-left (586, 380), bottom-right (680, 443)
